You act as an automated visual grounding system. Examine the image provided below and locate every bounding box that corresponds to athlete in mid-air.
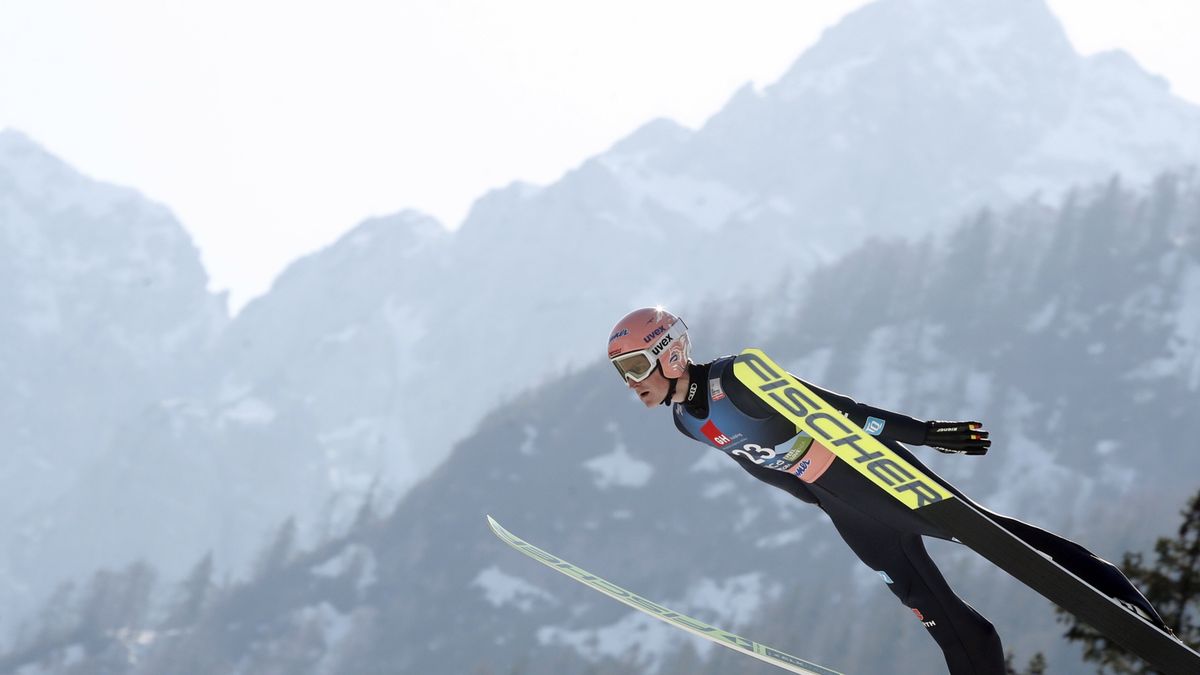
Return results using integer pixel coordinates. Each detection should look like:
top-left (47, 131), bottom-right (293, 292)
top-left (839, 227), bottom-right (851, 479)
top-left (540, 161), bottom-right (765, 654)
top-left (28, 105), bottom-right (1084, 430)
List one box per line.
top-left (606, 306), bottom-right (1169, 675)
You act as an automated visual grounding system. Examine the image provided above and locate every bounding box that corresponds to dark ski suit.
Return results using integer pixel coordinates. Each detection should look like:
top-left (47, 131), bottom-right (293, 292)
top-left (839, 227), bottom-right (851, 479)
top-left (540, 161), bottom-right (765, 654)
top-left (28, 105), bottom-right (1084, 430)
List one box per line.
top-left (673, 356), bottom-right (1162, 675)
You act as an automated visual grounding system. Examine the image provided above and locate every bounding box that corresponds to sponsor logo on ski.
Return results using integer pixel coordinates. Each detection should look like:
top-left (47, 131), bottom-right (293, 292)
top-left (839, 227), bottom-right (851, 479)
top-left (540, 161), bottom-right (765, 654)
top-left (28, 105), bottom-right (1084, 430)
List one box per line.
top-left (609, 328), bottom-right (628, 342)
top-left (643, 326), bottom-right (668, 343)
top-left (700, 420), bottom-right (734, 447)
top-left (734, 350), bottom-right (951, 509)
top-left (710, 377), bottom-right (726, 401)
top-left (864, 416), bottom-right (886, 435)
top-left (687, 382), bottom-right (699, 402)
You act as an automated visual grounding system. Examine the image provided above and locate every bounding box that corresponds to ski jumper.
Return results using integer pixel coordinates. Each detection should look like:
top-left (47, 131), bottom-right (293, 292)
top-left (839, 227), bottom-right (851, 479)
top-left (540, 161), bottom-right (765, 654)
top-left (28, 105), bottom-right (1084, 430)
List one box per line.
top-left (673, 356), bottom-right (1161, 675)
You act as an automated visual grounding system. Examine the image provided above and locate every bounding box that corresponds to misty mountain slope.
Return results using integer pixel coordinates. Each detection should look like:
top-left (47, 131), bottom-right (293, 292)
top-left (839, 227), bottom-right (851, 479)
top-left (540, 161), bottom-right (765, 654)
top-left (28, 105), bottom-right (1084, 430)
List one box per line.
top-left (11, 169), bottom-right (1200, 675)
top-left (8, 0), bottom-right (1200, 656)
top-left (0, 130), bottom-right (225, 494)
top-left (365, 169), bottom-right (1200, 675)
top-left (220, 210), bottom-right (449, 388)
top-left (760, 172), bottom-right (1200, 513)
top-left (669, 0), bottom-right (1200, 247)
top-left (8, 361), bottom-right (886, 675)
top-left (0, 130), bottom-right (227, 620)
top-left (5, 212), bottom-right (456, 622)
top-left (212, 210), bottom-right (454, 491)
top-left (187, 0), bottom-right (1200, 517)
top-left (352, 363), bottom-right (911, 675)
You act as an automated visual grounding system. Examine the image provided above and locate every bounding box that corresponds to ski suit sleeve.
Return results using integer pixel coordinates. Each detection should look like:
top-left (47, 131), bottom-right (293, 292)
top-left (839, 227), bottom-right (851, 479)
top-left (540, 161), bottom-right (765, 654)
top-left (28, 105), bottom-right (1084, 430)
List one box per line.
top-left (799, 378), bottom-right (929, 445)
top-left (724, 367), bottom-right (927, 445)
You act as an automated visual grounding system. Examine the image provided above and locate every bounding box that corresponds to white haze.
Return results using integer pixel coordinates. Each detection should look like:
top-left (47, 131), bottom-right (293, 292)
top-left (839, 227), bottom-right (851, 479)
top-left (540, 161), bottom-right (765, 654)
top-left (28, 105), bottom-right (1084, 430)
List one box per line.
top-left (0, 0), bottom-right (1197, 310)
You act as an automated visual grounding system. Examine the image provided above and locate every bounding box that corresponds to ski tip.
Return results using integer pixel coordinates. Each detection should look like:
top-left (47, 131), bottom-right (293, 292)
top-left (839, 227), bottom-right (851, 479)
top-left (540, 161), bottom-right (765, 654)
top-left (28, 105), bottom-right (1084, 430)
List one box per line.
top-left (485, 515), bottom-right (517, 542)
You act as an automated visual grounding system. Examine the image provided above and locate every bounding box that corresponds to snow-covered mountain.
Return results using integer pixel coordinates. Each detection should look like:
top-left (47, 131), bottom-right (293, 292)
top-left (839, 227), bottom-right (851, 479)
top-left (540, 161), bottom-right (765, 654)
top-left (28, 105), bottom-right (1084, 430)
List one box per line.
top-left (670, 0), bottom-right (1200, 246)
top-left (0, 208), bottom-right (453, 626)
top-left (3, 0), bottom-right (1200, 644)
top-left (159, 0), bottom-right (1200, 518)
top-left (7, 169), bottom-right (1197, 674)
top-left (0, 129), bottom-right (227, 617)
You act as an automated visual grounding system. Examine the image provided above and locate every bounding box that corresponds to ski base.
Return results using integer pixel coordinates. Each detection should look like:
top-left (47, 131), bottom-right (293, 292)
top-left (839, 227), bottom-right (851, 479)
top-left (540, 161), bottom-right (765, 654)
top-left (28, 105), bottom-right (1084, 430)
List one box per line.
top-left (486, 515), bottom-right (844, 675)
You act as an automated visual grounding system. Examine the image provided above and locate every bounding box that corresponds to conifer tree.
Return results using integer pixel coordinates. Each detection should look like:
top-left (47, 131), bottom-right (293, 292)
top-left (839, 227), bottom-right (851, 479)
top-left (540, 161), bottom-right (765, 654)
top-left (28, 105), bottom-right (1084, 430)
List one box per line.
top-left (1058, 487), bottom-right (1200, 673)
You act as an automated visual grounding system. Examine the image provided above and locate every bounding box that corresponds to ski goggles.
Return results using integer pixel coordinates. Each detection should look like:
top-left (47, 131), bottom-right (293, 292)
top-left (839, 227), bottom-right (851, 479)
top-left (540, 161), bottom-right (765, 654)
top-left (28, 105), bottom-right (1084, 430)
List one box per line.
top-left (610, 319), bottom-right (687, 383)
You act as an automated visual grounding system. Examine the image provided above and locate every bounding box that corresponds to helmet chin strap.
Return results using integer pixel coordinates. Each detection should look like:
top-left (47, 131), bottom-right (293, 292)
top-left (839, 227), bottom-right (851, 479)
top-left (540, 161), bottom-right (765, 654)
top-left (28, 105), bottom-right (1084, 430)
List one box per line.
top-left (660, 372), bottom-right (679, 406)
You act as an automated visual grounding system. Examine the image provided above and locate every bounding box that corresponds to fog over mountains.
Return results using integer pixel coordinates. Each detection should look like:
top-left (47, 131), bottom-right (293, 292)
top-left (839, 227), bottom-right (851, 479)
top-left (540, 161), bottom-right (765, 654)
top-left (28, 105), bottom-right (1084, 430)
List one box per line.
top-left (0, 130), bottom-right (227, 614)
top-left (1, 0), bottom-right (1199, 670)
top-left (5, 163), bottom-right (1199, 675)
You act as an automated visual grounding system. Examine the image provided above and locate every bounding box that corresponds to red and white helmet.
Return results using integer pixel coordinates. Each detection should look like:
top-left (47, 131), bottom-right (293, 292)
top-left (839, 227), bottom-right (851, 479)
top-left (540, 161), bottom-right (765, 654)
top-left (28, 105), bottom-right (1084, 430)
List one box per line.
top-left (607, 307), bottom-right (691, 382)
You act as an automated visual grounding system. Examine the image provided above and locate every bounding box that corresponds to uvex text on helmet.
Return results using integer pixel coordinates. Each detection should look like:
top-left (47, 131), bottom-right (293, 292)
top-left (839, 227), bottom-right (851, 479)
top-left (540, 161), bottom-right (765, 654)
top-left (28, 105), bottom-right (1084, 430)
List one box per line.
top-left (607, 307), bottom-right (690, 380)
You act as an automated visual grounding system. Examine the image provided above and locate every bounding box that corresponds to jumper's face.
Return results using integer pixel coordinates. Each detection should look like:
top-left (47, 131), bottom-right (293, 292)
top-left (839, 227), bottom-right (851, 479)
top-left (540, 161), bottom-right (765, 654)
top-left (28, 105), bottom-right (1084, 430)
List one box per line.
top-left (627, 365), bottom-right (668, 408)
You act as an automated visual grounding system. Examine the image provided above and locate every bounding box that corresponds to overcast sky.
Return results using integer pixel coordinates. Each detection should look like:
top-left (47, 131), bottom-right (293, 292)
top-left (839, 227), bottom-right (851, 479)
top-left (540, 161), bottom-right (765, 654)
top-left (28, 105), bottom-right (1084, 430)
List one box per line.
top-left (2, 0), bottom-right (1197, 311)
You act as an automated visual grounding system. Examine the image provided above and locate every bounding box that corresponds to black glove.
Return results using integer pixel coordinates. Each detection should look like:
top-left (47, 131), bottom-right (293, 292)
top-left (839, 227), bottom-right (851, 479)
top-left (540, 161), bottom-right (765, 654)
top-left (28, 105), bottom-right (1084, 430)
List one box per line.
top-left (924, 421), bottom-right (990, 455)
